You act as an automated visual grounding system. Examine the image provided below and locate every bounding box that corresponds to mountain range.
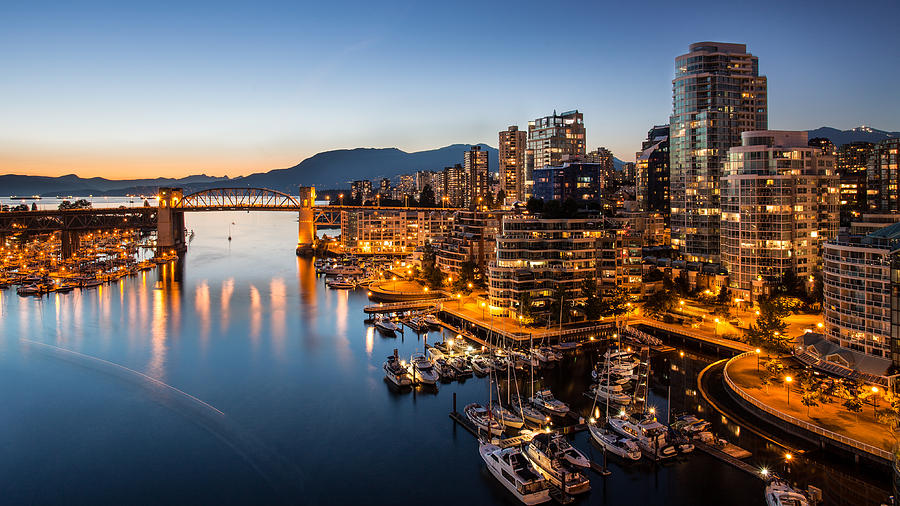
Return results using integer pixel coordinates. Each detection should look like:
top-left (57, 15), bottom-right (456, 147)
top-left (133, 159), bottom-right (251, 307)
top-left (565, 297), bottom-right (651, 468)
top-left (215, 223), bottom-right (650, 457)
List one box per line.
top-left (3, 126), bottom-right (891, 196)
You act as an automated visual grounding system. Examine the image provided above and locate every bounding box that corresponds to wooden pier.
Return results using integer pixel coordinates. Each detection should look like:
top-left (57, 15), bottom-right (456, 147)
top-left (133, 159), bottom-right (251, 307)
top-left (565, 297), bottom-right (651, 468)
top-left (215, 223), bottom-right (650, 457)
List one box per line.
top-left (694, 441), bottom-right (762, 479)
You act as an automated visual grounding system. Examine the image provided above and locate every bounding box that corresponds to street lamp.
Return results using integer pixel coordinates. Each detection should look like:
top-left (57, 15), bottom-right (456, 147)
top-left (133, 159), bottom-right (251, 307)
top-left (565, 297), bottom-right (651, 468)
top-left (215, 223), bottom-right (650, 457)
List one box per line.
top-left (872, 386), bottom-right (880, 415)
top-left (480, 301), bottom-right (486, 320)
top-left (714, 318), bottom-right (720, 337)
top-left (755, 348), bottom-right (761, 372)
top-left (457, 293), bottom-right (462, 309)
top-left (339, 193), bottom-right (344, 206)
top-left (785, 376), bottom-right (793, 406)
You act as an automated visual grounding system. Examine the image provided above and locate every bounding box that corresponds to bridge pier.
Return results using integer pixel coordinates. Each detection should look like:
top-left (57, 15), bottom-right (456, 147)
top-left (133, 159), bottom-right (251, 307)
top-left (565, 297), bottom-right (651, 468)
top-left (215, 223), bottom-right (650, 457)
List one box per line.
top-left (157, 187), bottom-right (186, 255)
top-left (296, 186), bottom-right (316, 257)
top-left (60, 230), bottom-right (81, 259)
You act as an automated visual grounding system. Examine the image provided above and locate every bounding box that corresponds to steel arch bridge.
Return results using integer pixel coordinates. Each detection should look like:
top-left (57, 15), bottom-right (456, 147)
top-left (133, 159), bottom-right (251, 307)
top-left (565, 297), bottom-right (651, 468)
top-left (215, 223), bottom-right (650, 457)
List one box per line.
top-left (173, 188), bottom-right (303, 211)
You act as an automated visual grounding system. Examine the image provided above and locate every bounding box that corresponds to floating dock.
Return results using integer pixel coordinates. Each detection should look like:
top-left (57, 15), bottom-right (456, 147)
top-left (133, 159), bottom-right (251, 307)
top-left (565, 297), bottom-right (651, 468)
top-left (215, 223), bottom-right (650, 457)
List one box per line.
top-left (694, 441), bottom-right (761, 479)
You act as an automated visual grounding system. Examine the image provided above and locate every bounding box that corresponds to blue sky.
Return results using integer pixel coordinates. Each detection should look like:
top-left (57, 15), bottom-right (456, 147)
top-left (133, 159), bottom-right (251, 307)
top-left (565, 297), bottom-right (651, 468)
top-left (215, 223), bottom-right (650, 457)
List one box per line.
top-left (1, 0), bottom-right (898, 178)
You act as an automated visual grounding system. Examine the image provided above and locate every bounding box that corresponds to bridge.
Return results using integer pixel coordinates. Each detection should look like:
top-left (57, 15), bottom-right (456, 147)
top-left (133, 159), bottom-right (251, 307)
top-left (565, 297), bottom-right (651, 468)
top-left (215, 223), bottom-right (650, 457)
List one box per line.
top-left (0, 186), bottom-right (459, 257)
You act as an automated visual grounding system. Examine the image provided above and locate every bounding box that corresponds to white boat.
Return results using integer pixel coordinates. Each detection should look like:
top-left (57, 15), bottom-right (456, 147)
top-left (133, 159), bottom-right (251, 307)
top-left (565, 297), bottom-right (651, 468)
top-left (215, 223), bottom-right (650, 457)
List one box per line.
top-left (423, 314), bottom-right (442, 328)
top-left (547, 433), bottom-right (590, 469)
top-left (471, 356), bottom-right (494, 375)
top-left (511, 395), bottom-right (550, 425)
top-left (425, 346), bottom-right (444, 362)
top-left (607, 416), bottom-right (677, 460)
top-left (465, 403), bottom-right (504, 436)
top-left (522, 433), bottom-right (591, 495)
top-left (324, 265), bottom-right (364, 276)
top-left (588, 422), bottom-right (641, 461)
top-left (432, 357), bottom-right (457, 380)
top-left (587, 384), bottom-right (632, 405)
top-left (409, 353), bottom-right (439, 384)
top-left (374, 316), bottom-right (401, 334)
top-left (383, 354), bottom-right (412, 387)
top-left (671, 414), bottom-right (711, 434)
top-left (479, 442), bottom-right (551, 505)
top-left (491, 403), bottom-right (525, 429)
top-left (765, 476), bottom-right (810, 506)
top-left (529, 389), bottom-right (569, 416)
top-left (449, 357), bottom-right (473, 378)
top-left (326, 276), bottom-right (356, 289)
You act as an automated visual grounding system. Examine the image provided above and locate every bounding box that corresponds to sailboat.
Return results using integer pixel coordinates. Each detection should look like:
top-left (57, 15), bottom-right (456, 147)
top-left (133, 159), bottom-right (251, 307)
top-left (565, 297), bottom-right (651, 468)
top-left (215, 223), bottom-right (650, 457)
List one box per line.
top-left (588, 344), bottom-right (642, 461)
top-left (228, 222), bottom-right (234, 241)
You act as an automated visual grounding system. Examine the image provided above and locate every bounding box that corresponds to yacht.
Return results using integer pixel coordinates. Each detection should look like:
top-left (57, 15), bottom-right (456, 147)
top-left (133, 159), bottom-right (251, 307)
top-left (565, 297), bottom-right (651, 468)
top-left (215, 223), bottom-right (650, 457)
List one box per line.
top-left (449, 356), bottom-right (473, 378)
top-left (588, 422), bottom-right (641, 461)
top-left (607, 415), bottom-right (677, 460)
top-left (479, 442), bottom-right (551, 505)
top-left (671, 414), bottom-right (711, 434)
top-left (326, 277), bottom-right (356, 289)
top-left (383, 354), bottom-right (412, 387)
top-left (529, 389), bottom-right (570, 416)
top-left (465, 403), bottom-right (504, 436)
top-left (423, 314), bottom-right (442, 328)
top-left (491, 403), bottom-right (525, 429)
top-left (433, 357), bottom-right (457, 381)
top-left (587, 383), bottom-right (632, 405)
top-left (765, 476), bottom-right (810, 506)
top-left (511, 395), bottom-right (550, 425)
top-left (324, 265), bottom-right (364, 277)
top-left (374, 315), bottom-right (401, 335)
top-left (408, 353), bottom-right (439, 385)
top-left (547, 433), bottom-right (590, 469)
top-left (522, 433), bottom-right (591, 495)
top-left (471, 356), bottom-right (494, 375)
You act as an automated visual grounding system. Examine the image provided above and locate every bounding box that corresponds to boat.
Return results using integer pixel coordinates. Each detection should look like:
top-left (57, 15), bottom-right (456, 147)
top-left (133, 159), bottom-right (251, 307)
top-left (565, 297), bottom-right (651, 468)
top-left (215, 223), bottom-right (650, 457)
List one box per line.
top-left (465, 403), bottom-right (504, 436)
top-left (522, 433), bottom-right (591, 494)
top-left (588, 422), bottom-right (641, 461)
top-left (671, 413), bottom-right (712, 434)
top-left (547, 433), bottom-right (590, 469)
top-left (326, 277), bottom-right (356, 289)
top-left (511, 396), bottom-right (550, 426)
top-left (408, 353), bottom-right (439, 385)
top-left (491, 403), bottom-right (525, 429)
top-left (765, 476), bottom-right (810, 506)
top-left (383, 353), bottom-right (412, 387)
top-left (423, 314), bottom-right (442, 328)
top-left (471, 355), bottom-right (494, 375)
top-left (425, 346), bottom-right (444, 362)
top-left (449, 356), bottom-right (473, 378)
top-left (587, 383), bottom-right (632, 405)
top-left (16, 285), bottom-right (41, 296)
top-left (374, 315), bottom-right (401, 335)
top-left (529, 389), bottom-right (570, 416)
top-left (81, 279), bottom-right (102, 288)
top-left (479, 442), bottom-right (551, 505)
top-left (324, 265), bottom-right (364, 277)
top-left (607, 415), bottom-right (677, 460)
top-left (432, 357), bottom-right (457, 381)
top-left (404, 317), bottom-right (428, 333)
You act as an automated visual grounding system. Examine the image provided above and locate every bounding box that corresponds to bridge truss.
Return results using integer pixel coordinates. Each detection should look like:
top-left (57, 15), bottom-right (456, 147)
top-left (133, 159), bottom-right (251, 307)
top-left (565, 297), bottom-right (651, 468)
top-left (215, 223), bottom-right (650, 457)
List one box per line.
top-left (0, 208), bottom-right (157, 235)
top-left (175, 188), bottom-right (301, 211)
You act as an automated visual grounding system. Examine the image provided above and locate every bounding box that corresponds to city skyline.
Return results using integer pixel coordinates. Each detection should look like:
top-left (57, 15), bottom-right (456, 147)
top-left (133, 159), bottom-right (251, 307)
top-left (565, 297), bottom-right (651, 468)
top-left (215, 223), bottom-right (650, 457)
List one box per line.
top-left (2, 0), bottom-right (899, 179)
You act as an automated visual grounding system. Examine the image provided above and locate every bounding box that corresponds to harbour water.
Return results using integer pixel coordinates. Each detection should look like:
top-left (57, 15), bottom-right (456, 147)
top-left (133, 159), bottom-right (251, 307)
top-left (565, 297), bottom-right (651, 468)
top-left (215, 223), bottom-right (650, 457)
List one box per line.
top-left (0, 208), bottom-right (891, 504)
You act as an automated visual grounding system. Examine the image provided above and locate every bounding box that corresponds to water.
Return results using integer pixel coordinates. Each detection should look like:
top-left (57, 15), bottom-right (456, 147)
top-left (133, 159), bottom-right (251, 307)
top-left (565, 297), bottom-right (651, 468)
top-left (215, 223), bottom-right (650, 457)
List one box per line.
top-left (0, 209), bottom-right (890, 504)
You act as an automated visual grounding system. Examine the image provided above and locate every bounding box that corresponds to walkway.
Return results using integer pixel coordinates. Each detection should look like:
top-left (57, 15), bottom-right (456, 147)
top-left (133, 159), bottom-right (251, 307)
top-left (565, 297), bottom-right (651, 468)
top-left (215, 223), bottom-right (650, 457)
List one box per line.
top-left (726, 353), bottom-right (895, 455)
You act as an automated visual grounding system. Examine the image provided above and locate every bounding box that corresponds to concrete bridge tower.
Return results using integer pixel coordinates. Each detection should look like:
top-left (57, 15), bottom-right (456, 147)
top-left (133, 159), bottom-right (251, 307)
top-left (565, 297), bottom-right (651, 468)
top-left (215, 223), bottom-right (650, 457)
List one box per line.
top-left (157, 187), bottom-right (186, 254)
top-left (296, 186), bottom-right (316, 256)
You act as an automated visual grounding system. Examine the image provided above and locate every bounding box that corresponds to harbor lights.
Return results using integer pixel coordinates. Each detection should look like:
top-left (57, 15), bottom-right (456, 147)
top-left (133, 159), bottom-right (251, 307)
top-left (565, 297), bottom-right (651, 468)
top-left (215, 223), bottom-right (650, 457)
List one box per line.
top-left (785, 376), bottom-right (793, 406)
top-left (755, 349), bottom-right (761, 371)
top-left (760, 468), bottom-right (769, 478)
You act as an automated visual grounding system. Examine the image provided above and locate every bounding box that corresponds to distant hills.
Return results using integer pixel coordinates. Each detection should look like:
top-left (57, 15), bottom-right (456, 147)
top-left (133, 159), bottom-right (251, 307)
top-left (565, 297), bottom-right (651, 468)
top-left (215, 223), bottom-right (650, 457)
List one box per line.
top-left (807, 126), bottom-right (899, 147)
top-left (1, 144), bottom-right (500, 196)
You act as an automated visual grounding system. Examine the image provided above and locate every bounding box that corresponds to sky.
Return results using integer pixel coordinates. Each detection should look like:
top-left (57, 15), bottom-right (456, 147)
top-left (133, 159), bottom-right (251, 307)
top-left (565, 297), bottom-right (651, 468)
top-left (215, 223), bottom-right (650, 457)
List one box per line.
top-left (1, 0), bottom-right (898, 179)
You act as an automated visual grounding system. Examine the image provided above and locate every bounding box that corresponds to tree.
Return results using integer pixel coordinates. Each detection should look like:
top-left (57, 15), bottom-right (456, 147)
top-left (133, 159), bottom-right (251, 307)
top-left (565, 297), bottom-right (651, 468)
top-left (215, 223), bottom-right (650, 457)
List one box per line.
top-left (716, 285), bottom-right (730, 306)
top-left (548, 285), bottom-right (573, 325)
top-left (419, 185), bottom-right (436, 207)
top-left (760, 358), bottom-right (784, 393)
top-left (452, 260), bottom-right (478, 293)
top-left (599, 287), bottom-right (629, 317)
top-left (799, 369), bottom-right (820, 418)
top-left (644, 289), bottom-right (676, 316)
top-left (580, 278), bottom-right (603, 321)
top-left (496, 189), bottom-right (506, 206)
top-left (526, 197), bottom-right (543, 214)
top-left (745, 298), bottom-right (790, 353)
top-left (838, 380), bottom-right (864, 424)
top-left (518, 292), bottom-right (536, 326)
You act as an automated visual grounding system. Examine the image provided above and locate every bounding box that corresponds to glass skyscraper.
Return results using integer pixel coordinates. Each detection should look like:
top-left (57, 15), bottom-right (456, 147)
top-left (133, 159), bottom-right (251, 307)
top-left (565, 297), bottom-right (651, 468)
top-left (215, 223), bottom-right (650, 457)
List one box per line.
top-left (669, 42), bottom-right (767, 262)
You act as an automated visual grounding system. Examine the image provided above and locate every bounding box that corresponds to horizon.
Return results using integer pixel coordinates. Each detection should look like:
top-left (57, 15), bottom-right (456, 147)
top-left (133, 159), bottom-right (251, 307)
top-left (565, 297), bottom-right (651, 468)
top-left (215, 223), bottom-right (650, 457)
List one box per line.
top-left (2, 0), bottom-right (899, 179)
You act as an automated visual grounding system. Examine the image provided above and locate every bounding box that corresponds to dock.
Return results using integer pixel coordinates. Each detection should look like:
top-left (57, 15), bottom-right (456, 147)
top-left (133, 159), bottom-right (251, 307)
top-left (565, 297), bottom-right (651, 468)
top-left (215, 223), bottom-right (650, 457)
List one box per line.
top-left (363, 298), bottom-right (446, 314)
top-left (694, 441), bottom-right (761, 479)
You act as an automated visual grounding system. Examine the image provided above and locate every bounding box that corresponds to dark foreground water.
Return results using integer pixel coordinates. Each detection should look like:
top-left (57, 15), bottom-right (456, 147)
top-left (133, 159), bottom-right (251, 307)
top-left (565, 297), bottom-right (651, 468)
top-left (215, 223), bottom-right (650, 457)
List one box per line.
top-left (0, 210), bottom-right (890, 505)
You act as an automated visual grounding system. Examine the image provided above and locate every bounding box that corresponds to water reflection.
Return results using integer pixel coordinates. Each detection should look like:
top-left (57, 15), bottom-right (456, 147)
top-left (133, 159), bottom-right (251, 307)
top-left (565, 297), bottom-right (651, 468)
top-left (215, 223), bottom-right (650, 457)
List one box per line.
top-left (148, 287), bottom-right (167, 380)
top-left (195, 281), bottom-right (211, 344)
top-left (269, 278), bottom-right (286, 356)
top-left (249, 284), bottom-right (262, 346)
top-left (220, 278), bottom-right (234, 333)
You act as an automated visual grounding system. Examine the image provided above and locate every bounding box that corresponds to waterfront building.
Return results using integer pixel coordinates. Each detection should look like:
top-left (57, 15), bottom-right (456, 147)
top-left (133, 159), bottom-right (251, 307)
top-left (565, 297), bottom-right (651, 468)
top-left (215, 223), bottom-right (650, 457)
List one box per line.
top-left (340, 209), bottom-right (453, 254)
top-left (435, 210), bottom-right (501, 277)
top-left (531, 162), bottom-right (604, 202)
top-left (464, 145), bottom-right (490, 208)
top-left (351, 180), bottom-right (373, 203)
top-left (585, 147), bottom-right (615, 187)
top-left (669, 42), bottom-right (768, 262)
top-left (867, 139), bottom-right (900, 214)
top-left (442, 164), bottom-right (468, 207)
top-left (525, 110), bottom-right (586, 197)
top-left (636, 124), bottom-right (670, 218)
top-left (499, 126), bottom-right (527, 202)
top-left (836, 141), bottom-right (874, 223)
top-left (720, 130), bottom-right (838, 302)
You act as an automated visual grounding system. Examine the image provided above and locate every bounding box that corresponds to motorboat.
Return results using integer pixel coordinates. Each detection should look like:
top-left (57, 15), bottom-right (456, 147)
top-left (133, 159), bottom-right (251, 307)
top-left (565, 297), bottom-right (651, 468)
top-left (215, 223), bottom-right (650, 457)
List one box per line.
top-left (479, 442), bottom-right (550, 505)
top-left (404, 317), bottom-right (428, 333)
top-left (588, 422), bottom-right (641, 461)
top-left (587, 384), bottom-right (632, 405)
top-left (383, 354), bottom-right (412, 387)
top-left (511, 396), bottom-right (550, 425)
top-left (671, 413), bottom-right (711, 434)
top-left (471, 356), bottom-right (494, 376)
top-left (425, 346), bottom-right (444, 362)
top-left (374, 315), bottom-right (401, 335)
top-left (326, 276), bottom-right (356, 289)
top-left (408, 353), bottom-right (439, 385)
top-left (491, 403), bottom-right (525, 429)
top-left (547, 433), bottom-right (590, 469)
top-left (449, 356), bottom-right (473, 378)
top-left (607, 415), bottom-right (677, 460)
top-left (423, 314), bottom-right (442, 328)
top-left (765, 476), bottom-right (810, 506)
top-left (16, 284), bottom-right (41, 296)
top-left (529, 389), bottom-right (570, 416)
top-left (465, 403), bottom-right (504, 436)
top-left (522, 433), bottom-right (591, 495)
top-left (433, 357), bottom-right (457, 381)
top-left (324, 265), bottom-right (364, 277)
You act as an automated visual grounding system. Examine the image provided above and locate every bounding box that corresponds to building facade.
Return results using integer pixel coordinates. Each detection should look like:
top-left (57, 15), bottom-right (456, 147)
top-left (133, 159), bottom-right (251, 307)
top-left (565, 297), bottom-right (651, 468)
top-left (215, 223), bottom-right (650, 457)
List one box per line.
top-left (435, 210), bottom-right (501, 276)
top-left (720, 130), bottom-right (838, 301)
top-left (499, 126), bottom-right (527, 203)
top-left (531, 162), bottom-right (604, 202)
top-left (464, 145), bottom-right (490, 208)
top-left (442, 164), bottom-right (467, 207)
top-left (525, 110), bottom-right (586, 197)
top-left (636, 124), bottom-right (670, 218)
top-left (340, 209), bottom-right (453, 254)
top-left (867, 139), bottom-right (900, 214)
top-left (836, 141), bottom-right (874, 224)
top-left (669, 42), bottom-right (768, 262)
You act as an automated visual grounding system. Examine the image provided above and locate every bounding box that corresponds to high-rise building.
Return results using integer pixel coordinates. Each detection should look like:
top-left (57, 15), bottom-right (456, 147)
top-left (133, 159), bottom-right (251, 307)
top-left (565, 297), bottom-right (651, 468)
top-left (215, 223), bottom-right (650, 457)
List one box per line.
top-left (464, 145), bottom-right (489, 208)
top-left (635, 125), bottom-right (670, 217)
top-left (532, 162), bottom-right (604, 202)
top-left (526, 110), bottom-right (586, 197)
top-left (585, 147), bottom-right (616, 188)
top-left (669, 42), bottom-right (768, 262)
top-left (867, 139), bottom-right (900, 214)
top-left (499, 126), bottom-right (527, 202)
top-left (443, 164), bottom-right (467, 207)
top-left (351, 180), bottom-right (373, 203)
top-left (836, 141), bottom-right (874, 223)
top-left (720, 131), bottom-right (838, 301)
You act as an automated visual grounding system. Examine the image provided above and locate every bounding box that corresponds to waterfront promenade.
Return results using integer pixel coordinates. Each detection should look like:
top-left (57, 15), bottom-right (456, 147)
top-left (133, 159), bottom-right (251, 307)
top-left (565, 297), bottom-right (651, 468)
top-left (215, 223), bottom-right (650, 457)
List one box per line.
top-left (725, 353), bottom-right (895, 457)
